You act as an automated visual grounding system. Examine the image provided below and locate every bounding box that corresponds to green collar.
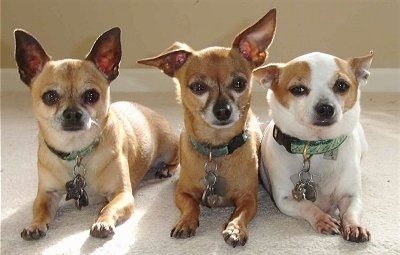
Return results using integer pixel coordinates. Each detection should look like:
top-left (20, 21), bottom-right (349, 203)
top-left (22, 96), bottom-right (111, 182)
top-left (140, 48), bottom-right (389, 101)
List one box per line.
top-left (46, 137), bottom-right (101, 161)
top-left (190, 130), bottom-right (248, 158)
top-left (273, 125), bottom-right (347, 157)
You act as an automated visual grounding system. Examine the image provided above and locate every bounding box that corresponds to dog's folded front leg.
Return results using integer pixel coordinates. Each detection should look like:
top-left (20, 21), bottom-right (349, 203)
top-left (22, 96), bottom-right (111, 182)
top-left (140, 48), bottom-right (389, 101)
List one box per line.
top-left (90, 191), bottom-right (134, 238)
top-left (277, 197), bottom-right (341, 235)
top-left (21, 190), bottom-right (61, 240)
top-left (338, 195), bottom-right (370, 242)
top-left (222, 193), bottom-right (257, 247)
top-left (171, 192), bottom-right (200, 239)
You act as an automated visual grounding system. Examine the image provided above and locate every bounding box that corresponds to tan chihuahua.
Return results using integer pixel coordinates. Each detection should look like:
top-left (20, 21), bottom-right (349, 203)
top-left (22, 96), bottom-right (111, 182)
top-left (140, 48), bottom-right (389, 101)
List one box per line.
top-left (138, 9), bottom-right (276, 247)
top-left (14, 27), bottom-right (179, 240)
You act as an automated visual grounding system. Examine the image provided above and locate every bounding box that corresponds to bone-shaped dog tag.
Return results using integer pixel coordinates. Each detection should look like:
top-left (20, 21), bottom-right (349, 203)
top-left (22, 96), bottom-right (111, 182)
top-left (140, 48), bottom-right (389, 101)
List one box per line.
top-left (66, 179), bottom-right (80, 201)
top-left (65, 174), bottom-right (89, 209)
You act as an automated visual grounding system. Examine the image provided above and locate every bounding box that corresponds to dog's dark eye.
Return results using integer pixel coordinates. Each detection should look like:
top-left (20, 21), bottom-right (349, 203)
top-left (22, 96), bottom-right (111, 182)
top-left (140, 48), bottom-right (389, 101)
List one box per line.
top-left (289, 85), bottom-right (310, 96)
top-left (333, 79), bottom-right (350, 94)
top-left (189, 82), bottom-right (208, 95)
top-left (83, 89), bottom-right (100, 104)
top-left (42, 90), bottom-right (60, 106)
top-left (231, 77), bottom-right (247, 93)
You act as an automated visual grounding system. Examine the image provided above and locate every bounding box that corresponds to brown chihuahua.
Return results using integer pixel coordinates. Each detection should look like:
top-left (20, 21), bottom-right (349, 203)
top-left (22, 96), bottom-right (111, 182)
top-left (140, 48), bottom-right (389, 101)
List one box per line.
top-left (14, 27), bottom-right (179, 240)
top-left (138, 9), bottom-right (277, 247)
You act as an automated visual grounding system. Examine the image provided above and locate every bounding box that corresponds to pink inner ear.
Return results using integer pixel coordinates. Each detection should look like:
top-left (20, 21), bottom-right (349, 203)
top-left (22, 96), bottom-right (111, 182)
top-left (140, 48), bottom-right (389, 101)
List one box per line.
top-left (27, 54), bottom-right (44, 76)
top-left (96, 55), bottom-right (113, 73)
top-left (176, 53), bottom-right (186, 66)
top-left (239, 41), bottom-right (252, 60)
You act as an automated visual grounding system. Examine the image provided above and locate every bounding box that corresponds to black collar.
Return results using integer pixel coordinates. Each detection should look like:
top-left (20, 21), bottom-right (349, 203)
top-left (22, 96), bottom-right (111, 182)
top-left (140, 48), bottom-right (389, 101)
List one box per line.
top-left (273, 125), bottom-right (347, 156)
top-left (190, 130), bottom-right (248, 157)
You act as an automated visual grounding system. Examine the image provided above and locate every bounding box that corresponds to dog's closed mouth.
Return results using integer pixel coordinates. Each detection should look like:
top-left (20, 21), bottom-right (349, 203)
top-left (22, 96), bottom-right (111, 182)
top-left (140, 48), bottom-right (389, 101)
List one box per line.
top-left (213, 119), bottom-right (234, 127)
top-left (312, 119), bottom-right (336, 127)
top-left (62, 124), bottom-right (85, 131)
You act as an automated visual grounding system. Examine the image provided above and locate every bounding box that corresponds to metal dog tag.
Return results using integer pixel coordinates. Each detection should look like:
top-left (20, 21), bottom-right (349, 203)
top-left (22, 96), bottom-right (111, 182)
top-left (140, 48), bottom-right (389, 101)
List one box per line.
top-left (204, 171), bottom-right (217, 187)
top-left (202, 172), bottom-right (224, 208)
top-left (202, 186), bottom-right (218, 208)
top-left (323, 148), bottom-right (339, 160)
top-left (213, 176), bottom-right (227, 197)
top-left (65, 174), bottom-right (89, 209)
top-left (76, 189), bottom-right (89, 209)
top-left (292, 182), bottom-right (306, 201)
top-left (206, 194), bottom-right (219, 207)
top-left (304, 182), bottom-right (317, 202)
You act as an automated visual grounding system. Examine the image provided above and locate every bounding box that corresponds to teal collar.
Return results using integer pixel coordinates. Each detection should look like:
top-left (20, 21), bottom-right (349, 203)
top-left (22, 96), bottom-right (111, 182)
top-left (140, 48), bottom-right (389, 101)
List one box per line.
top-left (46, 137), bottom-right (101, 161)
top-left (190, 130), bottom-right (248, 158)
top-left (273, 125), bottom-right (347, 157)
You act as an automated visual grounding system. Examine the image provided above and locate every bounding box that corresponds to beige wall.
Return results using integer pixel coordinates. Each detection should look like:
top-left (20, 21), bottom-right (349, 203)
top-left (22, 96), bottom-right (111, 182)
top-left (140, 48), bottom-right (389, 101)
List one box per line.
top-left (1, 0), bottom-right (399, 69)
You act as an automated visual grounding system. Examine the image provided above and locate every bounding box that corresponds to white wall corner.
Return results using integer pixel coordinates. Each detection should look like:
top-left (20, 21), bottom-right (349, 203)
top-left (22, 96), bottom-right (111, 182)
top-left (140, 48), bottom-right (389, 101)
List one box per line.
top-left (1, 68), bottom-right (399, 93)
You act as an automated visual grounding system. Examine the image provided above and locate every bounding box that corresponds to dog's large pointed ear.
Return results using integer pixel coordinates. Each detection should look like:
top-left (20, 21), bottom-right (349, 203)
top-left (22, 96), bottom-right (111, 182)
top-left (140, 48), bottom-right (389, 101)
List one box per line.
top-left (252, 63), bottom-right (281, 90)
top-left (14, 29), bottom-right (51, 86)
top-left (232, 8), bottom-right (277, 68)
top-left (86, 27), bottom-right (122, 82)
top-left (349, 51), bottom-right (374, 84)
top-left (137, 42), bottom-right (193, 77)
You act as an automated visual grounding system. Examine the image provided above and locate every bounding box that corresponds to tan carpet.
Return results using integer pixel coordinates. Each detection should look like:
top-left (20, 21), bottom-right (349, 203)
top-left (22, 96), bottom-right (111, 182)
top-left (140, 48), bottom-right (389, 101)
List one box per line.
top-left (1, 91), bottom-right (399, 254)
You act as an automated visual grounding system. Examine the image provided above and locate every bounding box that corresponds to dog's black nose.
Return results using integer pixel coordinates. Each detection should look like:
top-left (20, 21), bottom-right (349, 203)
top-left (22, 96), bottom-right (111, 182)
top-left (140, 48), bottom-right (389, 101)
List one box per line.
top-left (62, 108), bottom-right (84, 131)
top-left (315, 102), bottom-right (335, 119)
top-left (63, 108), bottom-right (83, 121)
top-left (213, 101), bottom-right (232, 121)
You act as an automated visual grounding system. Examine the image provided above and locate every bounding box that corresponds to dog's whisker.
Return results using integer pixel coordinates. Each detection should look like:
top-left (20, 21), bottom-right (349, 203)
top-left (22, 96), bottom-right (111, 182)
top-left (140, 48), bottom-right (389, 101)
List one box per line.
top-left (87, 118), bottom-right (100, 129)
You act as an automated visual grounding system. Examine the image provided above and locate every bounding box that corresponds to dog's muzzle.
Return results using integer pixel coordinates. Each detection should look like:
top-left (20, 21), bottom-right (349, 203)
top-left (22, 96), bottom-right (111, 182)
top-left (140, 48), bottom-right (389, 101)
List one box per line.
top-left (313, 102), bottom-right (336, 126)
top-left (62, 107), bottom-right (85, 131)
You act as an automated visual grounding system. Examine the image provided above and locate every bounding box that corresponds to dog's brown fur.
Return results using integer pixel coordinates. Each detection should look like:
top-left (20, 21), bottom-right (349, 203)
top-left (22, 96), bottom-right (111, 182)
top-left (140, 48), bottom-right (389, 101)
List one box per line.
top-left (14, 27), bottom-right (179, 240)
top-left (138, 9), bottom-right (277, 247)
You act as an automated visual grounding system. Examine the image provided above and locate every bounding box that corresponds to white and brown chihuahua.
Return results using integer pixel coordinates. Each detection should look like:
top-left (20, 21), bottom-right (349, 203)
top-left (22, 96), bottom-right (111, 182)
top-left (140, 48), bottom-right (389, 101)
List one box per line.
top-left (138, 9), bottom-right (277, 247)
top-left (253, 51), bottom-right (373, 242)
top-left (14, 27), bottom-right (179, 240)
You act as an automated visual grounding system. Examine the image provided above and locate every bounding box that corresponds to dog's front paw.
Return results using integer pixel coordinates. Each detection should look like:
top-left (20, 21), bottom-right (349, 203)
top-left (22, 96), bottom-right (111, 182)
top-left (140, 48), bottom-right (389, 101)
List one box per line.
top-left (90, 222), bottom-right (115, 238)
top-left (155, 163), bottom-right (177, 179)
top-left (170, 218), bottom-right (199, 239)
top-left (155, 168), bottom-right (173, 179)
top-left (313, 214), bottom-right (341, 235)
top-left (222, 223), bottom-right (248, 247)
top-left (342, 224), bottom-right (371, 243)
top-left (21, 223), bottom-right (48, 240)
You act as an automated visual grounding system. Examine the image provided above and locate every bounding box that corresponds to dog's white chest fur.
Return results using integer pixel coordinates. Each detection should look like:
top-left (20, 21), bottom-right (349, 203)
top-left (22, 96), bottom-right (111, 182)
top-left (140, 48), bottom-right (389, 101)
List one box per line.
top-left (262, 121), bottom-right (366, 211)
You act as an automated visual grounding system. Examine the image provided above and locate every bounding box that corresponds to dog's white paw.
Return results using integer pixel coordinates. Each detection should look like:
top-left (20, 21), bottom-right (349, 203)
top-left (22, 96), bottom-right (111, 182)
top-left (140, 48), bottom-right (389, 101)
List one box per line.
top-left (90, 222), bottom-right (115, 238)
top-left (21, 223), bottom-right (48, 240)
top-left (222, 223), bottom-right (248, 247)
top-left (342, 224), bottom-right (371, 242)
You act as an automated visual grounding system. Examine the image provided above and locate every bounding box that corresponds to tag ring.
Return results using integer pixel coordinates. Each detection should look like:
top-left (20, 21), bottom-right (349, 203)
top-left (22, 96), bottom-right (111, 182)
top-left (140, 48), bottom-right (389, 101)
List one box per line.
top-left (204, 159), bottom-right (218, 173)
top-left (302, 141), bottom-right (311, 161)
